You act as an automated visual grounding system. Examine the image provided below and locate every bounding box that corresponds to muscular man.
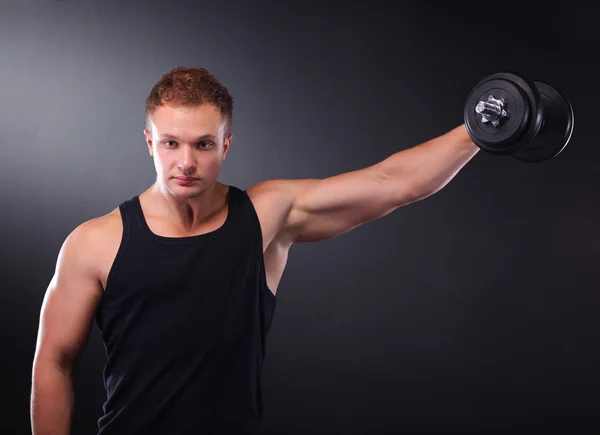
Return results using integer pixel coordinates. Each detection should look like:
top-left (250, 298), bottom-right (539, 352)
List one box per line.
top-left (31, 67), bottom-right (479, 434)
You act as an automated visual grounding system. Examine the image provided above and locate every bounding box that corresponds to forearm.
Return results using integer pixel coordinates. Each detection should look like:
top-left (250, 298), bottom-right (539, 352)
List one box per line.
top-left (31, 361), bottom-right (74, 435)
top-left (379, 124), bottom-right (479, 203)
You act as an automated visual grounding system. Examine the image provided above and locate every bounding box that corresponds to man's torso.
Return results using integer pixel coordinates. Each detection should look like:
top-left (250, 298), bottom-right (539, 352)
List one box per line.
top-left (91, 183), bottom-right (288, 296)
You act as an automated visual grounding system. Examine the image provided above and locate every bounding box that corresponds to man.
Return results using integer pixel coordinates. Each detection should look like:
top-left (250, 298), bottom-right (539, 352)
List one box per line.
top-left (31, 67), bottom-right (479, 434)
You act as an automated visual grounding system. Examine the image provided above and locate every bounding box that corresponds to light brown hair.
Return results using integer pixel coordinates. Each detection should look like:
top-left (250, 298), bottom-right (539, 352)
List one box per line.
top-left (145, 67), bottom-right (234, 135)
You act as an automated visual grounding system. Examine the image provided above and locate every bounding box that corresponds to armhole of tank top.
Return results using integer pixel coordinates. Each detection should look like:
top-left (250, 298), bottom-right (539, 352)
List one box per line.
top-left (104, 203), bottom-right (130, 296)
top-left (243, 190), bottom-right (277, 302)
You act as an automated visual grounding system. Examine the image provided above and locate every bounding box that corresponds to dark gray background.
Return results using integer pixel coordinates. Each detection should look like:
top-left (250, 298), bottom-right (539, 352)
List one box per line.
top-left (1, 1), bottom-right (598, 434)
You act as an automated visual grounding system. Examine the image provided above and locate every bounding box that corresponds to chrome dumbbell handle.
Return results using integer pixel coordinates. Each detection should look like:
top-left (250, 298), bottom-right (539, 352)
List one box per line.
top-left (475, 95), bottom-right (509, 127)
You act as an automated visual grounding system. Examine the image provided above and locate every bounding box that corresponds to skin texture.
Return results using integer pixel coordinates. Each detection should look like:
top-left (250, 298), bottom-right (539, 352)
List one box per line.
top-left (31, 102), bottom-right (479, 434)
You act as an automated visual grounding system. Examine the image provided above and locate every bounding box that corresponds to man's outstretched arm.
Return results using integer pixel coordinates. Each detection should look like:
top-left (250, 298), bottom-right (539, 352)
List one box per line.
top-left (253, 124), bottom-right (478, 245)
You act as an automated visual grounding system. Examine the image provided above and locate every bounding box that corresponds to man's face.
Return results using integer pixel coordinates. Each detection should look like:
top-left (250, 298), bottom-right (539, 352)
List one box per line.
top-left (144, 103), bottom-right (232, 199)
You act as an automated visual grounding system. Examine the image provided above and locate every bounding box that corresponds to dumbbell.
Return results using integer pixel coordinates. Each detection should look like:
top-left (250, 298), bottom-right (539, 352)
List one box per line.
top-left (464, 72), bottom-right (574, 162)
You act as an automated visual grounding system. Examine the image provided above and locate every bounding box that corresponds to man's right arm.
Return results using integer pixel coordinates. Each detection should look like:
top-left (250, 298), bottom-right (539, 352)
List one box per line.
top-left (31, 221), bottom-right (104, 435)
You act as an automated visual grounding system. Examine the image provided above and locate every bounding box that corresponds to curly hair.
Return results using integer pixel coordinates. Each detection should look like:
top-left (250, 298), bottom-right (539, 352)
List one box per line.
top-left (145, 67), bottom-right (234, 135)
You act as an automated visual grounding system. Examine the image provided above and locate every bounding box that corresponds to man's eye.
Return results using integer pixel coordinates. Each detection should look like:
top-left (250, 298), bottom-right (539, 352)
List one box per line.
top-left (197, 142), bottom-right (213, 149)
top-left (165, 141), bottom-right (176, 147)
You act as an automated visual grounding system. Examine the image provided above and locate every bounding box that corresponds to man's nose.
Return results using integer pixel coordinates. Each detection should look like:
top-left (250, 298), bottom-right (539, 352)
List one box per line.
top-left (178, 145), bottom-right (196, 172)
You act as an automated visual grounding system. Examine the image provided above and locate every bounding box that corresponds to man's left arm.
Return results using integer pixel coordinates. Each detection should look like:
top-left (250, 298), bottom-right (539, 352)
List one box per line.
top-left (272, 124), bottom-right (478, 244)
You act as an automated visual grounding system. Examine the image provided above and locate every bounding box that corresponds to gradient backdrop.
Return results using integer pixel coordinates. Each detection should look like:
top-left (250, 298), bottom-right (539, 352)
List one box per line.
top-left (1, 1), bottom-right (598, 434)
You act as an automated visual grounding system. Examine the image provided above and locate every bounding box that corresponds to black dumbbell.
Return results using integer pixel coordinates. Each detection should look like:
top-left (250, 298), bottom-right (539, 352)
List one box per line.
top-left (464, 72), bottom-right (574, 163)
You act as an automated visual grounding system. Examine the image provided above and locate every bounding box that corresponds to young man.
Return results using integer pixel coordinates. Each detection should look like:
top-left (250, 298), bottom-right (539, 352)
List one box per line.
top-left (31, 67), bottom-right (479, 434)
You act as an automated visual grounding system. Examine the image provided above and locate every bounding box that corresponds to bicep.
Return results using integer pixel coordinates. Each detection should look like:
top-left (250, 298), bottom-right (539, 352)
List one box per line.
top-left (34, 225), bottom-right (103, 370)
top-left (285, 166), bottom-right (405, 243)
top-left (249, 170), bottom-right (409, 246)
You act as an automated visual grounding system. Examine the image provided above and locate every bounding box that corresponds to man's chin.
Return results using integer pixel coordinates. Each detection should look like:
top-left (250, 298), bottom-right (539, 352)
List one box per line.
top-left (167, 184), bottom-right (205, 199)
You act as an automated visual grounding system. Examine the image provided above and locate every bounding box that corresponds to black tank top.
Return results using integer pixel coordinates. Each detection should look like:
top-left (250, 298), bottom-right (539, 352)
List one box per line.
top-left (95, 185), bottom-right (277, 435)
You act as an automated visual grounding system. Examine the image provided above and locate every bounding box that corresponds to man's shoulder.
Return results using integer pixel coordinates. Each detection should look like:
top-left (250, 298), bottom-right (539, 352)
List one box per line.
top-left (66, 206), bottom-right (124, 257)
top-left (53, 205), bottom-right (124, 282)
top-left (83, 207), bottom-right (123, 237)
top-left (244, 179), bottom-right (305, 204)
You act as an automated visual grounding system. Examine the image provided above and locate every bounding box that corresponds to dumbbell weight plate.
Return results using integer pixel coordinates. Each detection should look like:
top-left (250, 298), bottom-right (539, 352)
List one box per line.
top-left (512, 81), bottom-right (574, 163)
top-left (464, 72), bottom-right (544, 155)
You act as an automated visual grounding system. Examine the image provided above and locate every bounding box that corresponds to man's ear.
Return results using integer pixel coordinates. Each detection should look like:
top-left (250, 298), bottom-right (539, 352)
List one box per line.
top-left (143, 129), bottom-right (153, 156)
top-left (222, 133), bottom-right (233, 160)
